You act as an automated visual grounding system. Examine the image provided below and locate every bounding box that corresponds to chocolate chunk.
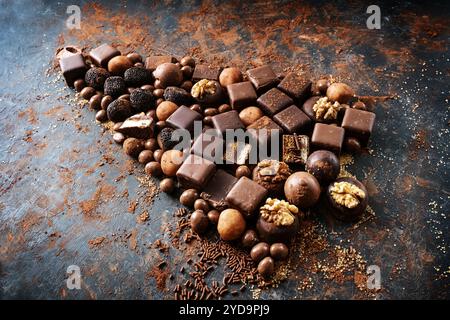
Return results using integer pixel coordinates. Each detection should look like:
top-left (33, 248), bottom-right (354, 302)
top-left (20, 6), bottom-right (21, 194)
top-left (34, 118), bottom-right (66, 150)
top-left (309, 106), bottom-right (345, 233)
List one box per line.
top-left (144, 56), bottom-right (176, 72)
top-left (223, 141), bottom-right (253, 166)
top-left (166, 105), bottom-right (202, 134)
top-left (273, 105), bottom-right (312, 134)
top-left (257, 88), bottom-right (293, 116)
top-left (89, 44), bottom-right (120, 68)
top-left (201, 169), bottom-right (238, 210)
top-left (247, 116), bottom-right (283, 146)
top-left (226, 81), bottom-right (257, 110)
top-left (211, 110), bottom-right (245, 136)
top-left (246, 65), bottom-right (279, 93)
top-left (176, 154), bottom-right (216, 190)
top-left (116, 113), bottom-right (155, 139)
top-left (59, 53), bottom-right (87, 87)
top-left (225, 176), bottom-right (268, 218)
top-left (311, 123), bottom-right (345, 155)
top-left (277, 72), bottom-right (311, 103)
top-left (191, 132), bottom-right (224, 162)
top-left (282, 134), bottom-right (309, 166)
top-left (341, 108), bottom-right (376, 146)
top-left (192, 64), bottom-right (221, 82)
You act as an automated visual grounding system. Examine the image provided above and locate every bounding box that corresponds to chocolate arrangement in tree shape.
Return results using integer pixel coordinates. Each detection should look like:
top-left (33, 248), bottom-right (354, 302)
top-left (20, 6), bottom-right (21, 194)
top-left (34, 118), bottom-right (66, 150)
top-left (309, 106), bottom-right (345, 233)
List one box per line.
top-left (59, 43), bottom-right (375, 280)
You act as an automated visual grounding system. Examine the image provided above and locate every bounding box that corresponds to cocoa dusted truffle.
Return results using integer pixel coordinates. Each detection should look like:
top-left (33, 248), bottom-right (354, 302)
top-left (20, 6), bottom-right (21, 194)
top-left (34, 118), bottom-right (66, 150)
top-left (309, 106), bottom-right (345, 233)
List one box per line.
top-left (306, 150), bottom-right (340, 185)
top-left (157, 127), bottom-right (176, 150)
top-left (326, 177), bottom-right (368, 221)
top-left (107, 99), bottom-right (134, 123)
top-left (163, 86), bottom-right (192, 106)
top-left (130, 88), bottom-right (155, 112)
top-left (284, 172), bottom-right (321, 208)
top-left (252, 159), bottom-right (291, 195)
top-left (84, 67), bottom-right (110, 90)
top-left (104, 76), bottom-right (126, 97)
top-left (124, 67), bottom-right (153, 87)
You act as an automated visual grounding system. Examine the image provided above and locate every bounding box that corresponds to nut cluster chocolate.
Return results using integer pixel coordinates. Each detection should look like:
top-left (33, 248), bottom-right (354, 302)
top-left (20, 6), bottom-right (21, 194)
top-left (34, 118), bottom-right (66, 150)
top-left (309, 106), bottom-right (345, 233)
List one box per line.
top-left (59, 44), bottom-right (375, 283)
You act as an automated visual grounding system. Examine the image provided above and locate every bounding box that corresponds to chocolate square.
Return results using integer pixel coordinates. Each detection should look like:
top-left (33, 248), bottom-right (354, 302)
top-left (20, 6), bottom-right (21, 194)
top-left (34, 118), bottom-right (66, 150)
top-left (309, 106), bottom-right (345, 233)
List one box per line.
top-left (59, 53), bottom-right (87, 87)
top-left (311, 123), bottom-right (345, 155)
top-left (116, 113), bottom-right (155, 139)
top-left (273, 105), bottom-right (312, 134)
top-left (257, 88), bottom-right (293, 115)
top-left (341, 108), bottom-right (376, 146)
top-left (226, 81), bottom-right (257, 110)
top-left (176, 154), bottom-right (216, 190)
top-left (166, 105), bottom-right (202, 134)
top-left (282, 134), bottom-right (309, 166)
top-left (211, 110), bottom-right (244, 136)
top-left (191, 131), bottom-right (224, 162)
top-left (200, 169), bottom-right (238, 210)
top-left (144, 56), bottom-right (176, 71)
top-left (89, 44), bottom-right (120, 67)
top-left (277, 72), bottom-right (312, 103)
top-left (247, 116), bottom-right (283, 147)
top-left (246, 65), bottom-right (279, 93)
top-left (192, 64), bottom-right (221, 82)
top-left (225, 176), bottom-right (268, 217)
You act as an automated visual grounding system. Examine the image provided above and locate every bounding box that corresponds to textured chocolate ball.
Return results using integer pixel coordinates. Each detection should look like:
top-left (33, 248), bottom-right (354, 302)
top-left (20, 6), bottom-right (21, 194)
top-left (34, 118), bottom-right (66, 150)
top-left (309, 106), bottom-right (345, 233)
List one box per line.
top-left (104, 76), bottom-right (126, 97)
top-left (306, 150), bottom-right (340, 185)
top-left (130, 88), bottom-right (155, 112)
top-left (80, 86), bottom-right (96, 100)
top-left (157, 127), bottom-right (176, 150)
top-left (107, 99), bottom-right (133, 123)
top-left (74, 79), bottom-right (86, 92)
top-left (144, 138), bottom-right (158, 151)
top-left (101, 95), bottom-right (113, 110)
top-left (239, 106), bottom-right (264, 127)
top-left (95, 109), bottom-right (107, 122)
top-left (217, 209), bottom-right (246, 241)
top-left (326, 177), bottom-right (368, 222)
top-left (85, 67), bottom-right (110, 90)
top-left (284, 172), bottom-right (321, 208)
top-left (89, 94), bottom-right (102, 110)
top-left (257, 257), bottom-right (275, 279)
top-left (326, 82), bottom-right (355, 104)
top-left (179, 189), bottom-right (199, 207)
top-left (270, 243), bottom-right (289, 261)
top-left (138, 150), bottom-right (154, 164)
top-left (124, 67), bottom-right (153, 87)
top-left (194, 199), bottom-right (210, 212)
top-left (163, 86), bottom-right (192, 106)
top-left (123, 138), bottom-right (145, 158)
top-left (156, 101), bottom-right (178, 121)
top-left (252, 160), bottom-right (291, 195)
top-left (108, 55), bottom-right (133, 75)
top-left (160, 178), bottom-right (176, 193)
top-left (219, 67), bottom-right (243, 87)
top-left (144, 161), bottom-right (162, 177)
top-left (241, 229), bottom-right (259, 249)
top-left (153, 63), bottom-right (183, 88)
top-left (235, 165), bottom-right (251, 179)
top-left (250, 242), bottom-right (270, 263)
top-left (160, 149), bottom-right (184, 177)
top-left (113, 132), bottom-right (126, 144)
top-left (190, 210), bottom-right (209, 235)
top-left (180, 56), bottom-right (195, 68)
top-left (207, 210), bottom-right (220, 225)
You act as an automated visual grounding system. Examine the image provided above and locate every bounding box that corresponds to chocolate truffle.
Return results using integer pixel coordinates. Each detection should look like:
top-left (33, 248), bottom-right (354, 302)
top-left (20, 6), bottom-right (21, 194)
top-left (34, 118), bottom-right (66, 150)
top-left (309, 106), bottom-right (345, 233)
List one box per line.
top-left (164, 86), bottom-right (192, 106)
top-left (219, 67), bottom-right (243, 87)
top-left (252, 160), bottom-right (291, 195)
top-left (153, 63), bottom-right (183, 87)
top-left (130, 88), bottom-right (155, 112)
top-left (326, 82), bottom-right (355, 104)
top-left (104, 76), bottom-right (126, 97)
top-left (84, 67), bottom-right (109, 90)
top-left (239, 106), bottom-right (264, 127)
top-left (284, 172), bottom-right (321, 208)
top-left (225, 177), bottom-right (268, 218)
top-left (217, 209), bottom-right (246, 241)
top-left (156, 101), bottom-right (178, 121)
top-left (124, 67), bottom-right (153, 87)
top-left (123, 138), bottom-right (145, 158)
top-left (160, 149), bottom-right (185, 177)
top-left (326, 177), bottom-right (368, 221)
top-left (157, 127), bottom-right (176, 150)
top-left (306, 150), bottom-right (340, 185)
top-left (107, 99), bottom-right (134, 123)
top-left (191, 80), bottom-right (223, 106)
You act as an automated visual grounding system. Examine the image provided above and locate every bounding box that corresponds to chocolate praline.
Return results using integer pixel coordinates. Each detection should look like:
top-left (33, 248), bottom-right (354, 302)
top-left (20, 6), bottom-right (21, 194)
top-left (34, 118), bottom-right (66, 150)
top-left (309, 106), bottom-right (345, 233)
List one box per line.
top-left (284, 172), bottom-right (321, 208)
top-left (302, 96), bottom-right (333, 123)
top-left (256, 215), bottom-right (299, 244)
top-left (192, 80), bottom-right (224, 106)
top-left (326, 177), bottom-right (368, 222)
top-left (252, 160), bottom-right (291, 195)
top-left (306, 150), bottom-right (340, 185)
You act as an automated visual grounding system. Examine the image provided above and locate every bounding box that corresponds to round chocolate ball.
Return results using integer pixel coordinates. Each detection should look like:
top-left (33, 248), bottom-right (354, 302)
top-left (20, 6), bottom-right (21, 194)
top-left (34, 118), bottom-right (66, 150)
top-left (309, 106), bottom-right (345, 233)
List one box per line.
top-left (326, 177), bottom-right (368, 222)
top-left (80, 86), bottom-right (96, 100)
top-left (203, 116), bottom-right (213, 127)
top-left (241, 229), bottom-right (259, 249)
top-left (256, 214), bottom-right (299, 244)
top-left (207, 210), bottom-right (220, 225)
top-left (126, 52), bottom-right (142, 64)
top-left (138, 150), bottom-right (154, 164)
top-left (306, 150), bottom-right (340, 185)
top-left (284, 172), bottom-right (321, 208)
top-left (160, 149), bottom-right (184, 177)
top-left (123, 138), bottom-right (145, 158)
top-left (316, 79), bottom-right (330, 94)
top-left (219, 67), bottom-right (243, 87)
top-left (190, 210), bottom-right (209, 235)
top-left (153, 63), bottom-right (183, 88)
top-left (181, 66), bottom-right (193, 79)
top-left (108, 55), bottom-right (133, 76)
top-left (144, 138), bottom-right (158, 151)
top-left (89, 94), bottom-right (102, 110)
top-left (179, 189), bottom-right (199, 208)
top-left (107, 99), bottom-right (133, 123)
top-left (257, 257), bottom-right (275, 279)
top-left (326, 82), bottom-right (355, 104)
top-left (101, 95), bottom-right (113, 110)
top-left (156, 101), bottom-right (178, 121)
top-left (250, 242), bottom-right (270, 263)
top-left (104, 76), bottom-right (126, 97)
top-left (235, 165), bottom-right (251, 179)
top-left (153, 88), bottom-right (164, 99)
top-left (160, 178), bottom-right (176, 193)
top-left (194, 199), bottom-right (210, 212)
top-left (144, 161), bottom-right (162, 177)
top-left (239, 106), bottom-right (264, 127)
top-left (85, 67), bottom-right (110, 90)
top-left (153, 149), bottom-right (163, 163)
top-left (180, 56), bottom-right (195, 68)
top-left (344, 137), bottom-right (362, 154)
top-left (270, 243), bottom-right (289, 261)
top-left (130, 88), bottom-right (155, 112)
top-left (95, 109), bottom-right (107, 122)
top-left (74, 79), bottom-right (86, 92)
top-left (217, 209), bottom-right (246, 241)
top-left (124, 67), bottom-right (153, 87)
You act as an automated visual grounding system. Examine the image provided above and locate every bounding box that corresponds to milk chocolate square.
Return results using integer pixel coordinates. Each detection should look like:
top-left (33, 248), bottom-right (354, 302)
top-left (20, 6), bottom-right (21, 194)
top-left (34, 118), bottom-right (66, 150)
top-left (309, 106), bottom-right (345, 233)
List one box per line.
top-left (192, 64), bottom-right (221, 82)
top-left (226, 81), bottom-right (257, 110)
top-left (144, 56), bottom-right (176, 71)
top-left (311, 123), bottom-right (345, 155)
top-left (277, 72), bottom-right (312, 104)
top-left (166, 105), bottom-right (202, 134)
top-left (246, 65), bottom-right (279, 93)
top-left (176, 154), bottom-right (216, 190)
top-left (273, 105), bottom-right (312, 134)
top-left (59, 53), bottom-right (87, 87)
top-left (211, 110), bottom-right (244, 136)
top-left (257, 88), bottom-right (293, 115)
top-left (341, 108), bottom-right (376, 146)
top-left (89, 44), bottom-right (120, 67)
top-left (201, 169), bottom-right (238, 210)
top-left (225, 176), bottom-right (268, 217)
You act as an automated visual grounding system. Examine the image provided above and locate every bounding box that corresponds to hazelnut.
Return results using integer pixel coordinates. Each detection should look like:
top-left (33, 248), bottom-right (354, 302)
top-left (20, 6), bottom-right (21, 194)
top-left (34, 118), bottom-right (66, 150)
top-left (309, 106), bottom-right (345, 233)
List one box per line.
top-left (108, 56), bottom-right (133, 75)
top-left (219, 67), bottom-right (243, 87)
top-left (160, 149), bottom-right (184, 177)
top-left (326, 82), bottom-right (355, 104)
top-left (156, 101), bottom-right (178, 121)
top-left (239, 106), bottom-right (264, 127)
top-left (204, 108), bottom-right (219, 117)
top-left (218, 104), bottom-right (232, 113)
top-left (217, 209), bottom-right (246, 241)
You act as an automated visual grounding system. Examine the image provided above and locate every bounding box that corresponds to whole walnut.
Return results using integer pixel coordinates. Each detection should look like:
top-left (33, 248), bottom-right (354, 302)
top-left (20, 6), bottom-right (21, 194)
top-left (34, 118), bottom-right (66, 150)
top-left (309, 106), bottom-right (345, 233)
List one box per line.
top-left (252, 160), bottom-right (291, 195)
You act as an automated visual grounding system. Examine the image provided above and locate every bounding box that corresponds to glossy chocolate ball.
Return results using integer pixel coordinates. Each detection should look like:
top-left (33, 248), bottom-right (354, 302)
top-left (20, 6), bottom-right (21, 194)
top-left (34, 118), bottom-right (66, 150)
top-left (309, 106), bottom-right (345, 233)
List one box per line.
top-left (306, 150), bottom-right (340, 185)
top-left (180, 56), bottom-right (195, 68)
top-left (194, 199), bottom-right (210, 212)
top-left (126, 52), bottom-right (142, 64)
top-left (218, 104), bottom-right (232, 113)
top-left (74, 79), bottom-right (86, 92)
top-left (284, 172), bottom-right (321, 208)
top-left (219, 67), bottom-right (243, 87)
top-left (207, 210), bottom-right (220, 225)
top-left (217, 209), bottom-right (246, 241)
top-left (108, 55), bottom-right (133, 75)
top-left (80, 86), bottom-right (96, 100)
top-left (326, 82), bottom-right (355, 104)
top-left (101, 95), bottom-right (113, 110)
top-left (270, 243), bottom-right (289, 261)
top-left (316, 79), bottom-right (330, 94)
top-left (153, 63), bottom-right (183, 88)
top-left (250, 242), bottom-right (270, 263)
top-left (181, 66), bottom-right (193, 79)
top-left (145, 161), bottom-right (163, 177)
top-left (257, 257), bottom-right (275, 279)
top-left (190, 210), bottom-right (209, 235)
top-left (89, 94), bottom-right (102, 110)
top-left (138, 150), bottom-right (154, 164)
top-left (160, 178), bottom-right (176, 193)
top-left (153, 149), bottom-right (163, 163)
top-left (95, 109), bottom-right (107, 122)
top-left (241, 229), bottom-right (259, 249)
top-left (235, 165), bottom-right (251, 179)
top-left (144, 138), bottom-right (158, 151)
top-left (179, 189), bottom-right (199, 207)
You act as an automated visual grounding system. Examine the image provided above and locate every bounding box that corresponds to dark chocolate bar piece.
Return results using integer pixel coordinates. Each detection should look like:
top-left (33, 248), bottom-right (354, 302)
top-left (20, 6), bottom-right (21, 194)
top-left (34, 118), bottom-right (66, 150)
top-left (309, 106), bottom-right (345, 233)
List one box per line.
top-left (192, 64), bottom-right (221, 82)
top-left (200, 169), bottom-right (237, 210)
top-left (341, 108), bottom-right (376, 146)
top-left (226, 81), bottom-right (257, 110)
top-left (89, 44), bottom-right (120, 67)
top-left (311, 123), bottom-right (345, 155)
top-left (116, 113), bottom-right (155, 139)
top-left (211, 110), bottom-right (244, 136)
top-left (225, 176), bottom-right (268, 217)
top-left (277, 72), bottom-right (312, 103)
top-left (176, 154), bottom-right (216, 190)
top-left (257, 88), bottom-right (293, 116)
top-left (59, 53), bottom-right (87, 87)
top-left (166, 105), bottom-right (202, 134)
top-left (144, 56), bottom-right (176, 72)
top-left (246, 65), bottom-right (279, 93)
top-left (282, 134), bottom-right (309, 166)
top-left (273, 105), bottom-right (312, 134)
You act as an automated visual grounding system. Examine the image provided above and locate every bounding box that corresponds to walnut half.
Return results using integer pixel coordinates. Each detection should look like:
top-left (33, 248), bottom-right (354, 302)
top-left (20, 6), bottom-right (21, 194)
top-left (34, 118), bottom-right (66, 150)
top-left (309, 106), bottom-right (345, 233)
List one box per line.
top-left (191, 79), bottom-right (217, 99)
top-left (312, 97), bottom-right (341, 120)
top-left (260, 198), bottom-right (299, 226)
top-left (330, 181), bottom-right (366, 208)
